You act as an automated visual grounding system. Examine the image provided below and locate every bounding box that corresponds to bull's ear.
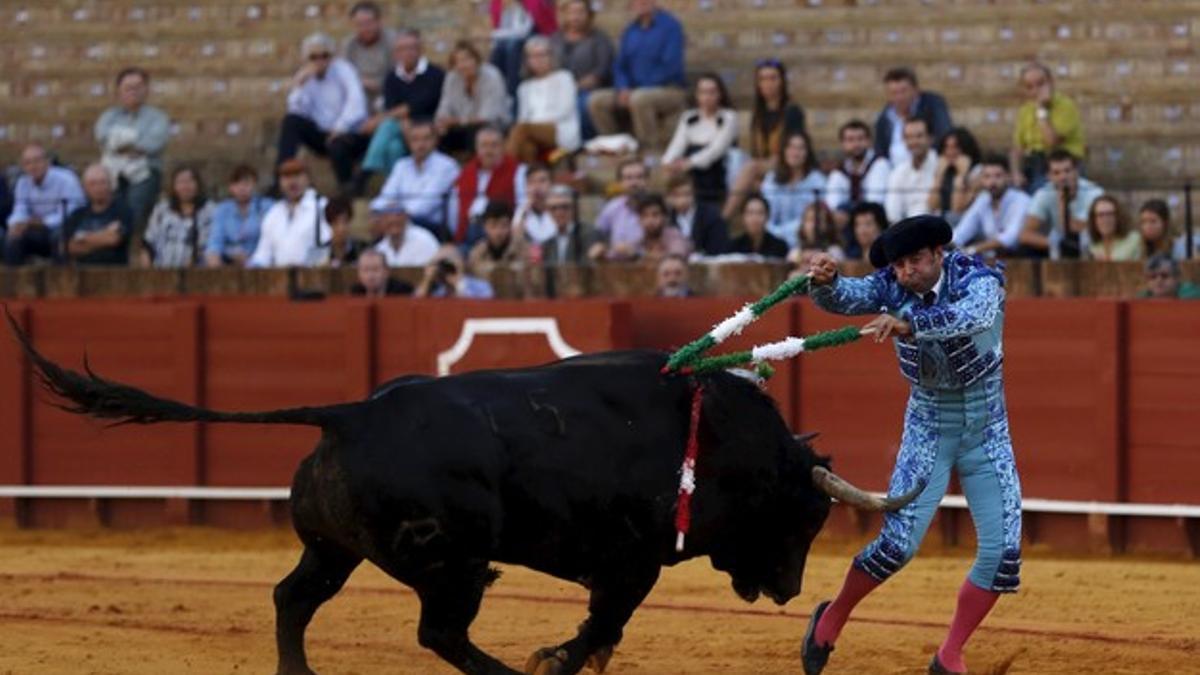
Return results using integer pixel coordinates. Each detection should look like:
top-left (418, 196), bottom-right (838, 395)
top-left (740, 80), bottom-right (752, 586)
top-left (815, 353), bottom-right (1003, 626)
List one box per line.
top-left (793, 432), bottom-right (820, 445)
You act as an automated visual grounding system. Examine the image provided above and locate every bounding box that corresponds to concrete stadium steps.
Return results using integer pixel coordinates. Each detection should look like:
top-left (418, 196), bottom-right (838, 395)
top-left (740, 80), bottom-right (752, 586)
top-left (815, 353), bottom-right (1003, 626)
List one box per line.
top-left (3, 0), bottom-right (1199, 185)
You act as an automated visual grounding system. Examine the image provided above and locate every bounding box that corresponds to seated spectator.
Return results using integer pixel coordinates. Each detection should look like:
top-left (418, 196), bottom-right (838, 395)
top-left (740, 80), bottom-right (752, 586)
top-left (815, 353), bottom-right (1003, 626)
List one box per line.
top-left (372, 202), bottom-right (440, 267)
top-left (95, 67), bottom-right (170, 231)
top-left (5, 143), bottom-right (86, 265)
top-left (1019, 149), bottom-right (1103, 259)
top-left (928, 127), bottom-right (981, 224)
top-left (362, 30), bottom-right (447, 176)
top-left (63, 164), bottom-right (132, 266)
top-left (952, 154), bottom-right (1031, 257)
top-left (468, 200), bottom-right (528, 276)
top-left (587, 0), bottom-right (686, 151)
top-left (874, 67), bottom-right (952, 166)
top-left (1087, 195), bottom-right (1142, 262)
top-left (435, 41), bottom-right (512, 155)
top-left (507, 37), bottom-right (581, 164)
top-left (277, 33), bottom-right (369, 196)
top-left (1137, 199), bottom-right (1174, 259)
top-left (416, 244), bottom-right (495, 298)
top-left (666, 174), bottom-right (728, 256)
top-left (1136, 199), bottom-right (1196, 260)
top-left (541, 185), bottom-right (594, 265)
top-left (351, 248), bottom-right (414, 297)
top-left (656, 253), bottom-right (693, 297)
top-left (341, 2), bottom-right (396, 102)
top-left (372, 120), bottom-right (460, 238)
top-left (205, 164), bottom-right (273, 268)
top-left (453, 125), bottom-right (525, 245)
top-left (489, 0), bottom-right (557, 98)
top-left (383, 30), bottom-right (445, 125)
top-left (514, 163), bottom-right (555, 244)
top-left (788, 201), bottom-right (844, 269)
top-left (885, 118), bottom-right (939, 223)
top-left (761, 131), bottom-right (826, 250)
top-left (823, 120), bottom-right (891, 228)
top-left (1132, 196), bottom-right (1180, 260)
top-left (634, 193), bottom-right (690, 262)
top-left (324, 196), bottom-right (367, 267)
top-left (1011, 62), bottom-right (1084, 192)
top-left (590, 158), bottom-right (649, 261)
top-left (727, 192), bottom-right (788, 259)
top-left (248, 159), bottom-right (331, 268)
top-left (849, 202), bottom-right (888, 264)
top-left (550, 0), bottom-right (614, 141)
top-left (140, 165), bottom-right (213, 268)
top-left (1138, 254), bottom-right (1200, 299)
top-left (723, 59), bottom-right (807, 220)
top-left (662, 73), bottom-right (738, 206)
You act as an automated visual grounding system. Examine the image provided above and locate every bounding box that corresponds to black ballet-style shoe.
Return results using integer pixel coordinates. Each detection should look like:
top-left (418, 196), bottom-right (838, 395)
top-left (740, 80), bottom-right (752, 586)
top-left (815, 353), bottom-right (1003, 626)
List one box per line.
top-left (801, 600), bottom-right (834, 675)
top-left (929, 651), bottom-right (966, 674)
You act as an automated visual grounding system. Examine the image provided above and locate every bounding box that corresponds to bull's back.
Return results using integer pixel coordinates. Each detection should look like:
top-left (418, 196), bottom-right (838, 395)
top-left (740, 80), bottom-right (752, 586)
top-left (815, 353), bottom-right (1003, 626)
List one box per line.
top-left (399, 351), bottom-right (691, 570)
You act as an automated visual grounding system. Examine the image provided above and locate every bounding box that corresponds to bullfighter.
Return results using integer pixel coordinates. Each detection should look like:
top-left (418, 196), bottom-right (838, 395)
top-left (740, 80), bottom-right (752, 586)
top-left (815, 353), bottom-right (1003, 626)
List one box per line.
top-left (801, 215), bottom-right (1023, 675)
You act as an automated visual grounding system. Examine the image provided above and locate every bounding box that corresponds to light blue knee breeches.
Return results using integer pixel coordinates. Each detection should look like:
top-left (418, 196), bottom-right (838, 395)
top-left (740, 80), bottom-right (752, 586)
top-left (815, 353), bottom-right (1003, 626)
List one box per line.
top-left (854, 370), bottom-right (1023, 592)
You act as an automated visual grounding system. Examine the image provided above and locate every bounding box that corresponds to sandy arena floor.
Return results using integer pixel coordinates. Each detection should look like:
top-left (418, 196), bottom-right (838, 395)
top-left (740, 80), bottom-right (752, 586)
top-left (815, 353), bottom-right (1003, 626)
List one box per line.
top-left (0, 527), bottom-right (1197, 675)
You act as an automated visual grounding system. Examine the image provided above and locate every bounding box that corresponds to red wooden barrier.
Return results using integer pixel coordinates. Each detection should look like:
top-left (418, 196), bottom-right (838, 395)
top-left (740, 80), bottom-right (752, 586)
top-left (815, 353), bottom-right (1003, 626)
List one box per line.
top-left (0, 296), bottom-right (1198, 554)
top-left (0, 304), bottom-right (29, 522)
top-left (1123, 302), bottom-right (1200, 554)
top-left (17, 302), bottom-right (203, 527)
top-left (794, 298), bottom-right (909, 490)
top-left (4, 298), bottom-right (633, 527)
top-left (375, 299), bottom-right (631, 380)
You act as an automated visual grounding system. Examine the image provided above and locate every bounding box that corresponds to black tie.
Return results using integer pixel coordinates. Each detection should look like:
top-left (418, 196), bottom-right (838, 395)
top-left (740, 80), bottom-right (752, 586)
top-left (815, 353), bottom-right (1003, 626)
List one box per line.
top-left (922, 291), bottom-right (937, 306)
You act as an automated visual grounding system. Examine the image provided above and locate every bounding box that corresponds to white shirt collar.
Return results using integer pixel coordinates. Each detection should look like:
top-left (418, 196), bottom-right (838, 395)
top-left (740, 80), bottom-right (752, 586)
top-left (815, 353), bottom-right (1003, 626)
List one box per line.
top-left (928, 268), bottom-right (945, 301)
top-left (395, 57), bottom-right (429, 81)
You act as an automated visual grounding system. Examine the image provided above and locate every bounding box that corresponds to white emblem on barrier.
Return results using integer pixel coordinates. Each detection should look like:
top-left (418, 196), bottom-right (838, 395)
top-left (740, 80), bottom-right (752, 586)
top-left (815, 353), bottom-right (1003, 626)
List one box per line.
top-left (435, 318), bottom-right (582, 376)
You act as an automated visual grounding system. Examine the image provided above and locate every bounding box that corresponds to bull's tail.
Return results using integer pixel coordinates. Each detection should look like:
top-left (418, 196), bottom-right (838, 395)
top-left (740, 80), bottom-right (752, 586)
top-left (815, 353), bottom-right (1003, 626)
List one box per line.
top-left (6, 309), bottom-right (353, 430)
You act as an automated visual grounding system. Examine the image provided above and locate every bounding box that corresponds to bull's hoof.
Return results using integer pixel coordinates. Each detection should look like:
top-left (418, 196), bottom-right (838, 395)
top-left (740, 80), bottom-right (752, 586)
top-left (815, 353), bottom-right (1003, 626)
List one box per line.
top-left (585, 646), bottom-right (614, 673)
top-left (524, 647), bottom-right (568, 675)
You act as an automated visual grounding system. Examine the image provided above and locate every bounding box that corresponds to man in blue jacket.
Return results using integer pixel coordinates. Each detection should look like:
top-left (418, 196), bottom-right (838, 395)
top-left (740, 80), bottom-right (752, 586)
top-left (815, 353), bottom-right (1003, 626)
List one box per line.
top-left (874, 67), bottom-right (953, 166)
top-left (801, 215), bottom-right (1022, 675)
top-left (586, 0), bottom-right (686, 150)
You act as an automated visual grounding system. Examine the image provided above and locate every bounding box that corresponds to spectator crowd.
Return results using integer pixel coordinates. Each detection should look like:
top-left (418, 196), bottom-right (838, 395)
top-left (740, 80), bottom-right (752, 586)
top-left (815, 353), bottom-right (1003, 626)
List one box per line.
top-left (1, 0), bottom-right (1196, 300)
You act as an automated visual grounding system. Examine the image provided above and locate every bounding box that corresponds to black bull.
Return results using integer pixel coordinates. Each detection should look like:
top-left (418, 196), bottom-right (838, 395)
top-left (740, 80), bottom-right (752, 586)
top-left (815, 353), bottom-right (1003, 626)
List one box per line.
top-left (9, 317), bottom-right (918, 675)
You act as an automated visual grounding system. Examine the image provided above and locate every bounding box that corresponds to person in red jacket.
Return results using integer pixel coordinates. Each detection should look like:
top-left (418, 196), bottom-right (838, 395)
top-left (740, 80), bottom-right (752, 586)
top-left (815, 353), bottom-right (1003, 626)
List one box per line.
top-left (452, 125), bottom-right (525, 246)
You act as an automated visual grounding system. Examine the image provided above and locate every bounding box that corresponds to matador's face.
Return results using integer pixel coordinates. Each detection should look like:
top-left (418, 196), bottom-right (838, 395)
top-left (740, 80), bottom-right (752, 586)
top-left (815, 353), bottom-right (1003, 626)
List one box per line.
top-left (892, 246), bottom-right (943, 296)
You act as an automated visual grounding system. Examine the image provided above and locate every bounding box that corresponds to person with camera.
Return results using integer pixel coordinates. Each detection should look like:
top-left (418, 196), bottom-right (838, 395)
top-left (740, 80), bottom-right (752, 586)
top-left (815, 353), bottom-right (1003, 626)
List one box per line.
top-left (415, 244), bottom-right (495, 298)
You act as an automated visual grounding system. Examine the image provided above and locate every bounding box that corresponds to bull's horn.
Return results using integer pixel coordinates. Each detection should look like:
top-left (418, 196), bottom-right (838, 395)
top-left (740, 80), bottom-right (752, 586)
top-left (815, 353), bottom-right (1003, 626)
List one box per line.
top-left (811, 466), bottom-right (925, 512)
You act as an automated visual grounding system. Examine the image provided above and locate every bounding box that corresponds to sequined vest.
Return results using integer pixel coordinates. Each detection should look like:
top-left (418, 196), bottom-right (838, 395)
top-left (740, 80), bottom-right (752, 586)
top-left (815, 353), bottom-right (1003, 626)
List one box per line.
top-left (888, 255), bottom-right (1005, 391)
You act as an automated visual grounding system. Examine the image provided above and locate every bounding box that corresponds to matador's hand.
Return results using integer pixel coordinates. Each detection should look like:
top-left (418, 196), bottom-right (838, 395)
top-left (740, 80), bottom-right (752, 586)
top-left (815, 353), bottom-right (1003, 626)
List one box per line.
top-left (809, 254), bottom-right (839, 286)
top-left (862, 313), bottom-right (912, 342)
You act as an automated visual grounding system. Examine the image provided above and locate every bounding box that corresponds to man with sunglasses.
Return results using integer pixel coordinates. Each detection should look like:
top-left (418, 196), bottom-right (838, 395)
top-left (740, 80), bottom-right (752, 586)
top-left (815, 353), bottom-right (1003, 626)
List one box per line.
top-left (1139, 254), bottom-right (1200, 299)
top-left (277, 32), bottom-right (370, 197)
top-left (801, 215), bottom-right (1022, 675)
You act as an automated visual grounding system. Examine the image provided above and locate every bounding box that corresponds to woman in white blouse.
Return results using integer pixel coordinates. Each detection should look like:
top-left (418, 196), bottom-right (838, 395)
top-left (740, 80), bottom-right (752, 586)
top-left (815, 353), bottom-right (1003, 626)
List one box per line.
top-left (662, 73), bottom-right (738, 206)
top-left (506, 36), bottom-right (581, 163)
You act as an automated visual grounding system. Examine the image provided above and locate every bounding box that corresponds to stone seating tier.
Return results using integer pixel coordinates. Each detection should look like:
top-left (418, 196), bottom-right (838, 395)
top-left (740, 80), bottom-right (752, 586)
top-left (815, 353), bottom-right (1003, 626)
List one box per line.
top-left (2, 0), bottom-right (1198, 190)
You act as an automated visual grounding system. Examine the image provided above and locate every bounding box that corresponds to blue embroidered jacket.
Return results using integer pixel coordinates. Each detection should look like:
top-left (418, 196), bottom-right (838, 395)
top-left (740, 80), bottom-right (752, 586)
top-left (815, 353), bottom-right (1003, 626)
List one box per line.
top-left (810, 251), bottom-right (1006, 391)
